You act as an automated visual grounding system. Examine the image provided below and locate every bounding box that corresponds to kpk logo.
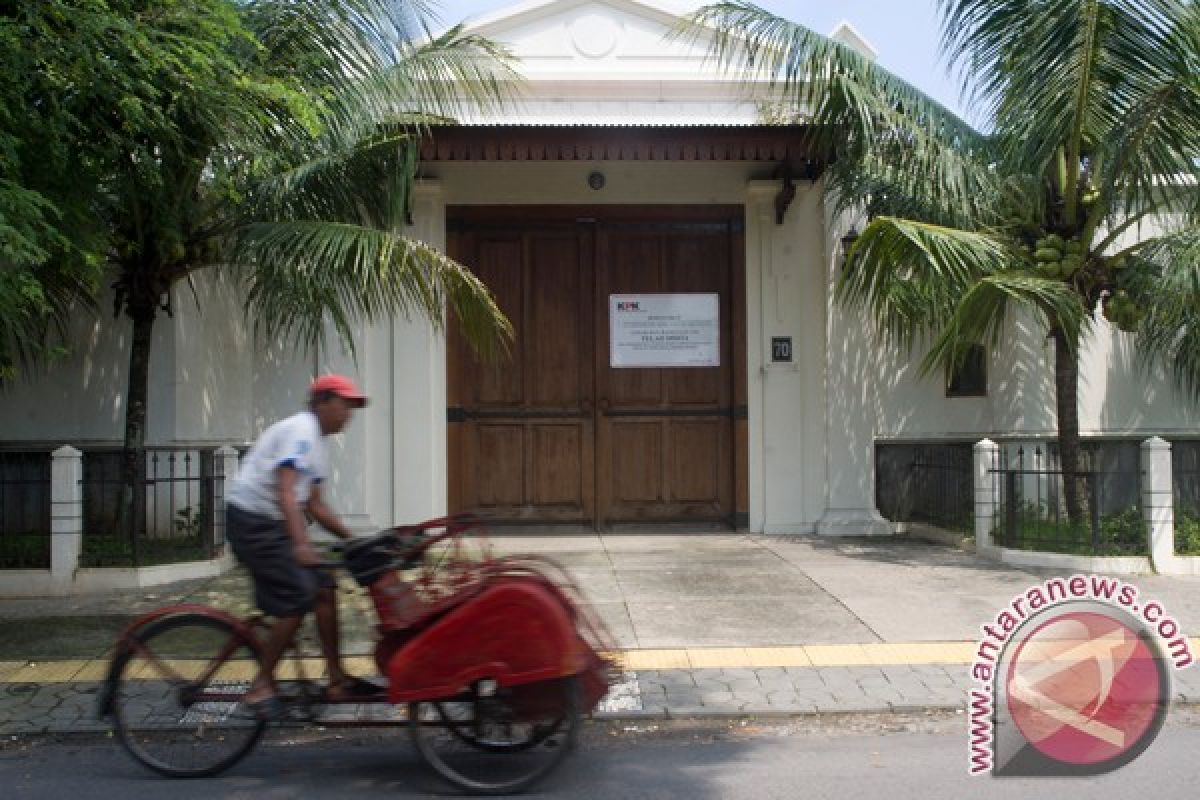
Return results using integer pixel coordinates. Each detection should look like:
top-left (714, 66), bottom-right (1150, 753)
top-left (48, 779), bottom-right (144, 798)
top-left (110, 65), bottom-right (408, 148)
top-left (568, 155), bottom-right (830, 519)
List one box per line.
top-left (968, 576), bottom-right (1190, 777)
top-left (615, 301), bottom-right (641, 311)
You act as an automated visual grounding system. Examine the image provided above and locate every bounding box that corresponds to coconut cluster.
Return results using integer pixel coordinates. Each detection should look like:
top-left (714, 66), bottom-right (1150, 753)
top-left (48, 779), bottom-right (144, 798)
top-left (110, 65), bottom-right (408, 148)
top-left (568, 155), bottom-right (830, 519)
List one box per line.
top-left (1033, 234), bottom-right (1085, 280)
top-left (1102, 289), bottom-right (1143, 333)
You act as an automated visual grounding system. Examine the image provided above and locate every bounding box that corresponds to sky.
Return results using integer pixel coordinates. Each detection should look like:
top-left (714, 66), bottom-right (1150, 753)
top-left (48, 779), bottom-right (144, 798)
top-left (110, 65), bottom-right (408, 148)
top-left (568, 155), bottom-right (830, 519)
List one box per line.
top-left (425, 0), bottom-right (973, 120)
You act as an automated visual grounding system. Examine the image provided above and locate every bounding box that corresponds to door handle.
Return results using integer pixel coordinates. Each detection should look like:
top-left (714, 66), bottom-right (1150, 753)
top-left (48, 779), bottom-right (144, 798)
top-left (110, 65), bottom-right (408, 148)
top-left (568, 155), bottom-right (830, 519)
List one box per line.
top-left (597, 398), bottom-right (610, 413)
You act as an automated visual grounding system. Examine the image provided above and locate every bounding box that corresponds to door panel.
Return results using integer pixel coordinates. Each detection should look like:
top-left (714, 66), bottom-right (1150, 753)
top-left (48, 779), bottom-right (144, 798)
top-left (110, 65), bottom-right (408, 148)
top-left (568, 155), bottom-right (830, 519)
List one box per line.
top-left (611, 422), bottom-right (663, 504)
top-left (602, 234), bottom-right (663, 409)
top-left (475, 424), bottom-right (524, 507)
top-left (531, 424), bottom-right (587, 507)
top-left (671, 421), bottom-right (724, 503)
top-left (473, 238), bottom-right (524, 406)
top-left (448, 209), bottom-right (739, 528)
top-left (595, 222), bottom-right (734, 524)
top-left (529, 236), bottom-right (587, 407)
top-left (448, 226), bottom-right (595, 523)
top-left (665, 237), bottom-right (729, 407)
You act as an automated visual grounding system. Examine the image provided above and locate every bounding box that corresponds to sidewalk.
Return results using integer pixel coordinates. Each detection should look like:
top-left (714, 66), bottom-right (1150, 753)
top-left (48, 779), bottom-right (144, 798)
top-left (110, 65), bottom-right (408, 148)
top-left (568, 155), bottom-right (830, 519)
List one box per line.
top-left (4, 532), bottom-right (1200, 733)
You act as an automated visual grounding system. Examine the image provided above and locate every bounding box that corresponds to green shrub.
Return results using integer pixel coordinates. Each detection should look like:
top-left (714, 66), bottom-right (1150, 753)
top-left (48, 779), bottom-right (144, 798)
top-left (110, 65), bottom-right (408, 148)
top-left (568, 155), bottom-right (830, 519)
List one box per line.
top-left (1175, 511), bottom-right (1200, 556)
top-left (992, 504), bottom-right (1147, 556)
top-left (82, 532), bottom-right (209, 567)
top-left (174, 506), bottom-right (202, 537)
top-left (0, 533), bottom-right (51, 569)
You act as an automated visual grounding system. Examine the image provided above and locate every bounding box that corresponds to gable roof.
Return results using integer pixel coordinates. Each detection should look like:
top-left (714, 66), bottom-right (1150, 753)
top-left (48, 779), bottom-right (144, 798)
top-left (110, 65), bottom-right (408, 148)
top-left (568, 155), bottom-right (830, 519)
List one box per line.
top-left (829, 20), bottom-right (879, 61)
top-left (460, 0), bottom-right (697, 34)
top-left (443, 0), bottom-right (880, 125)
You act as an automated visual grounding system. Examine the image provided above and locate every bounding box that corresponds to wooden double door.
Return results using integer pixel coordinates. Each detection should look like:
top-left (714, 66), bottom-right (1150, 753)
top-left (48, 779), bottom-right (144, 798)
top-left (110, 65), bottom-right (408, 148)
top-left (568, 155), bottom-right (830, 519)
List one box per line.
top-left (447, 207), bottom-right (745, 529)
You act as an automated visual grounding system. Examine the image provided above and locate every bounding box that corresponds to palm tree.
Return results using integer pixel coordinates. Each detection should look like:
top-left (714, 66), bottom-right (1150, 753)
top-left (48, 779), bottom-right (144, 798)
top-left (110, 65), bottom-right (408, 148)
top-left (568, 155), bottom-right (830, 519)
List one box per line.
top-left (96, 0), bottom-right (517, 551)
top-left (684, 0), bottom-right (1200, 523)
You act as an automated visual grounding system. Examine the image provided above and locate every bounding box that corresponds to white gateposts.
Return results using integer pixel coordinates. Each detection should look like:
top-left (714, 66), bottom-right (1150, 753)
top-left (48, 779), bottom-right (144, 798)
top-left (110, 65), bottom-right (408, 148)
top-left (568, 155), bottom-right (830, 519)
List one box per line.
top-left (973, 435), bottom-right (1195, 574)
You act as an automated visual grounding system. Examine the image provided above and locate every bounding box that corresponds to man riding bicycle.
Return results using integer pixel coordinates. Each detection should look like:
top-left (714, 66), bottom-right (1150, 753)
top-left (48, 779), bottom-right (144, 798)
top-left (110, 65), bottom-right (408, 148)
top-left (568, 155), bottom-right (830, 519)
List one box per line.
top-left (226, 374), bottom-right (378, 720)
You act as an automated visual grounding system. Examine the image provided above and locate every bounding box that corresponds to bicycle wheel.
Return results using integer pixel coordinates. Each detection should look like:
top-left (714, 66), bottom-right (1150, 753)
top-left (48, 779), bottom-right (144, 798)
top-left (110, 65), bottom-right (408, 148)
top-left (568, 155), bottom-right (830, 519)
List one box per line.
top-left (410, 675), bottom-right (580, 795)
top-left (435, 697), bottom-right (565, 754)
top-left (110, 612), bottom-right (266, 778)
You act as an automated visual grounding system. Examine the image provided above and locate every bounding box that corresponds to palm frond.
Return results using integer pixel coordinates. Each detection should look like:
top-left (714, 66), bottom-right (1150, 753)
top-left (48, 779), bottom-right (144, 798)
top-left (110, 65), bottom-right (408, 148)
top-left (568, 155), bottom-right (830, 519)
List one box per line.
top-left (836, 217), bottom-right (1014, 350)
top-left (0, 259), bottom-right (98, 380)
top-left (1091, 78), bottom-right (1200, 229)
top-left (326, 23), bottom-right (521, 143)
top-left (923, 271), bottom-right (1090, 379)
top-left (678, 1), bottom-right (998, 224)
top-left (247, 130), bottom-right (422, 230)
top-left (939, 0), bottom-right (1200, 213)
top-left (234, 221), bottom-right (512, 358)
top-left (248, 0), bottom-right (424, 87)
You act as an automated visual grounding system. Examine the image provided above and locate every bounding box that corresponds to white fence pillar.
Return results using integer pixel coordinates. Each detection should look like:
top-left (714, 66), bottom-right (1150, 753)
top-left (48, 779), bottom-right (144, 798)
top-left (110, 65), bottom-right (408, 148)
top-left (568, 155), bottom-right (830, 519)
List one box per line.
top-left (50, 445), bottom-right (83, 581)
top-left (974, 439), bottom-right (1000, 551)
top-left (1141, 436), bottom-right (1174, 571)
top-left (214, 446), bottom-right (239, 555)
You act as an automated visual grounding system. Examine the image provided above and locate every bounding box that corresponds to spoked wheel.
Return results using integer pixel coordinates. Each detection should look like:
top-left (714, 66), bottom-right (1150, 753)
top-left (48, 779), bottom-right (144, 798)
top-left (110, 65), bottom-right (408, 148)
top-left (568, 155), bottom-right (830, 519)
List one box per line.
top-left (110, 613), bottom-right (266, 778)
top-left (409, 675), bottom-right (580, 795)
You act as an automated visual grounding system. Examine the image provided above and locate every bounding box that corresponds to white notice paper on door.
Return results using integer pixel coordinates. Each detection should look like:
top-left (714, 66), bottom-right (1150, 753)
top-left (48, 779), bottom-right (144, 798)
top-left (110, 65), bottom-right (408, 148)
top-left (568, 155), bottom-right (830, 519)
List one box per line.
top-left (609, 293), bottom-right (720, 368)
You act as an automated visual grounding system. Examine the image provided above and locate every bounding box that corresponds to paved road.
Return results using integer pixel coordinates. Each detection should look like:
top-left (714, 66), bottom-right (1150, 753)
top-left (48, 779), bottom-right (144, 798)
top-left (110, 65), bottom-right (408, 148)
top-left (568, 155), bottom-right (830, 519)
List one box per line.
top-left (4, 711), bottom-right (1200, 799)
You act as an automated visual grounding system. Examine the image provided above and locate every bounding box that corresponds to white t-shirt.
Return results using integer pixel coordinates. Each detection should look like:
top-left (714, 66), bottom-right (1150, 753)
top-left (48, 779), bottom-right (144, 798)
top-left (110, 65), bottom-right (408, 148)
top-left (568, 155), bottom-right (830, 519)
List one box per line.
top-left (228, 411), bottom-right (328, 519)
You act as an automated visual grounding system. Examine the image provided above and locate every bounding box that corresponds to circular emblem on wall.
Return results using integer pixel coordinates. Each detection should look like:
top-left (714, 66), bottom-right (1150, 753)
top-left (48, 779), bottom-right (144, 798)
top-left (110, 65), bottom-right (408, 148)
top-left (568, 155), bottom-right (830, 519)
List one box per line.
top-left (570, 14), bottom-right (620, 59)
top-left (1001, 604), bottom-right (1170, 773)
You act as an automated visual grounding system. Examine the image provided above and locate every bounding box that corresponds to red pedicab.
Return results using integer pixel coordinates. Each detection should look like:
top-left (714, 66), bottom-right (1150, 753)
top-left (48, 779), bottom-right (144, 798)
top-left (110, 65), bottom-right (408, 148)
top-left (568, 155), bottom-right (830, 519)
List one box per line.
top-left (97, 515), bottom-right (615, 795)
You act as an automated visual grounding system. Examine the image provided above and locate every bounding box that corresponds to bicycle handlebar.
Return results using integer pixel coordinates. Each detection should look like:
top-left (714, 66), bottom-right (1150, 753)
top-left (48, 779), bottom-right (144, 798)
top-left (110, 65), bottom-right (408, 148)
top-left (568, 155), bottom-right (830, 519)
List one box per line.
top-left (318, 513), bottom-right (484, 574)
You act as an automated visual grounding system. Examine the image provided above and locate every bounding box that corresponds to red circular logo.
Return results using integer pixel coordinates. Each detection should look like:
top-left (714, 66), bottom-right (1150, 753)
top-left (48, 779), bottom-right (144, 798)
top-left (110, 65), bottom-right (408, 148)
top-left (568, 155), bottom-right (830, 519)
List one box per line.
top-left (1006, 610), bottom-right (1165, 766)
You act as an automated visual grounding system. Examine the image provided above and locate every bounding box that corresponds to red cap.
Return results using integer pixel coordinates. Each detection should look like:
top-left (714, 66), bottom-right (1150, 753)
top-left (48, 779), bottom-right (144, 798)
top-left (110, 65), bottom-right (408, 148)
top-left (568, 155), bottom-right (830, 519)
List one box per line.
top-left (310, 374), bottom-right (368, 407)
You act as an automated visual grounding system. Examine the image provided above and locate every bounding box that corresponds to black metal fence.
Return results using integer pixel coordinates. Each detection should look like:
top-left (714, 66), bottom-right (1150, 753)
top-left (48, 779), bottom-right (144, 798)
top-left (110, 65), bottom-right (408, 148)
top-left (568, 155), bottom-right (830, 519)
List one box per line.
top-left (876, 442), bottom-right (974, 533)
top-left (991, 443), bottom-right (1146, 556)
top-left (1173, 440), bottom-right (1200, 554)
top-left (81, 446), bottom-right (227, 567)
top-left (0, 451), bottom-right (52, 568)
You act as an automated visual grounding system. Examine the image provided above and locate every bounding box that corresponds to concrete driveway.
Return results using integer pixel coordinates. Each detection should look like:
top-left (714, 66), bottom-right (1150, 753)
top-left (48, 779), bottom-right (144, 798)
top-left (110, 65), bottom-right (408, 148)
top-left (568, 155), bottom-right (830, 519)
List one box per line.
top-left (487, 532), bottom-right (1200, 648)
top-left (5, 532), bottom-right (1200, 656)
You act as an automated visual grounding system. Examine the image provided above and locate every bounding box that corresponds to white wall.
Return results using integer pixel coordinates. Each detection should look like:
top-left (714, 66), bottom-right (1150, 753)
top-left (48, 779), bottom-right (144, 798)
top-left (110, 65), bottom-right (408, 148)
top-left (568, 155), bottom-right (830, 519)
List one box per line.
top-left (384, 183), bottom-right (450, 528)
top-left (0, 269), bottom-right (311, 449)
top-left (0, 270), bottom-right (379, 529)
top-left (168, 272), bottom-right (254, 442)
top-left (865, 317), bottom-right (1200, 442)
top-left (745, 181), bottom-right (828, 533)
top-left (430, 160), bottom-right (767, 205)
top-left (0, 277), bottom-right (218, 446)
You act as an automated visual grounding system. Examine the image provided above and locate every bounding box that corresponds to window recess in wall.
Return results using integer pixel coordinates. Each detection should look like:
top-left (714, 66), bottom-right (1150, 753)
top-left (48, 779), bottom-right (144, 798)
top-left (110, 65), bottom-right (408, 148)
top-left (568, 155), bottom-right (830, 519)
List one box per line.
top-left (945, 344), bottom-right (987, 398)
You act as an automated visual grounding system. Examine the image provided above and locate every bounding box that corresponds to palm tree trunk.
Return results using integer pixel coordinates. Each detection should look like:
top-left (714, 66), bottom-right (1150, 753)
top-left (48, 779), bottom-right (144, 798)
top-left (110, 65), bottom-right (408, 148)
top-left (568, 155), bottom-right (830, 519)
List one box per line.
top-left (120, 308), bottom-right (156, 565)
top-left (1052, 326), bottom-right (1086, 524)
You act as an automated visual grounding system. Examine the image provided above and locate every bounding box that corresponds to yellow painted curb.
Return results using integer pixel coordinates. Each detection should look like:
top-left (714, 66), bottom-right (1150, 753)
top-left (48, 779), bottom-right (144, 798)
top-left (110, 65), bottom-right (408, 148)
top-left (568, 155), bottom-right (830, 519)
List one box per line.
top-left (804, 644), bottom-right (876, 667)
top-left (3, 660), bottom-right (86, 683)
top-left (617, 650), bottom-right (691, 670)
top-left (687, 648), bottom-right (755, 668)
top-left (71, 661), bottom-right (112, 682)
top-left (14, 636), bottom-right (1170, 685)
top-left (0, 661), bottom-right (25, 682)
top-left (863, 642), bottom-right (976, 665)
top-left (739, 647), bottom-right (812, 668)
top-left (345, 655), bottom-right (379, 675)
